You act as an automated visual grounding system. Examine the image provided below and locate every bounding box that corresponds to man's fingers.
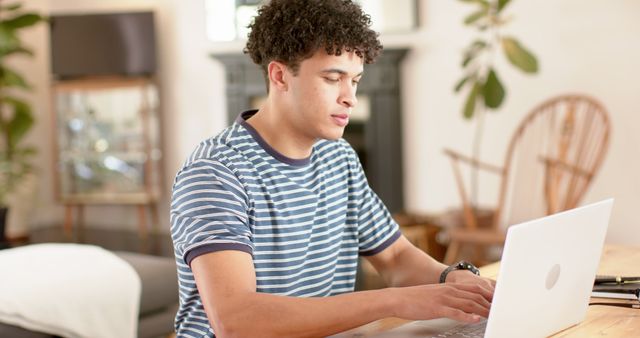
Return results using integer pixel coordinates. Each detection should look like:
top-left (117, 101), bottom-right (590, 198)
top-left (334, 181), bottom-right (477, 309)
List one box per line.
top-left (449, 283), bottom-right (494, 302)
top-left (439, 284), bottom-right (492, 318)
top-left (440, 307), bottom-right (483, 323)
top-left (456, 288), bottom-right (491, 310)
top-left (480, 277), bottom-right (496, 289)
top-left (445, 294), bottom-right (490, 318)
top-left (444, 286), bottom-right (491, 309)
top-left (395, 283), bottom-right (495, 322)
top-left (478, 282), bottom-right (494, 301)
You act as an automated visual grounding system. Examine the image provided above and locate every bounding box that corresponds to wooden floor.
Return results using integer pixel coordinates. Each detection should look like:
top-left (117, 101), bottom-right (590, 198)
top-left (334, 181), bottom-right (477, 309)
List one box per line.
top-left (12, 226), bottom-right (175, 257)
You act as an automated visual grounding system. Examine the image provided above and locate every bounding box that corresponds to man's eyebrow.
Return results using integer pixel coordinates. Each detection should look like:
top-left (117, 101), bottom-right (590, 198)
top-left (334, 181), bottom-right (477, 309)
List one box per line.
top-left (320, 68), bottom-right (364, 77)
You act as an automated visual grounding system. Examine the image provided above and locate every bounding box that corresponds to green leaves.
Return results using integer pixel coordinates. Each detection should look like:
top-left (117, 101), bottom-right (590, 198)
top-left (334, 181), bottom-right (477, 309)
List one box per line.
top-left (3, 13), bottom-right (43, 29)
top-left (497, 0), bottom-right (511, 12)
top-left (460, 0), bottom-right (490, 26)
top-left (4, 97), bottom-right (34, 149)
top-left (458, 0), bottom-right (490, 5)
top-left (0, 3), bottom-right (23, 11)
top-left (457, 70), bottom-right (505, 119)
top-left (0, 4), bottom-right (45, 204)
top-left (5, 46), bottom-right (33, 57)
top-left (455, 0), bottom-right (538, 120)
top-left (482, 68), bottom-right (504, 108)
top-left (464, 82), bottom-right (481, 119)
top-left (455, 75), bottom-right (471, 93)
top-left (460, 0), bottom-right (511, 13)
top-left (502, 36), bottom-right (538, 73)
top-left (0, 24), bottom-right (20, 56)
top-left (0, 11), bottom-right (44, 57)
top-left (464, 9), bottom-right (488, 25)
top-left (462, 40), bottom-right (486, 67)
top-left (0, 66), bottom-right (29, 88)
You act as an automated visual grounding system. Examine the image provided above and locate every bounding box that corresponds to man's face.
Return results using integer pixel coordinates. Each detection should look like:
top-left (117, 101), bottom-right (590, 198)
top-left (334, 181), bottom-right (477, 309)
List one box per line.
top-left (281, 49), bottom-right (364, 142)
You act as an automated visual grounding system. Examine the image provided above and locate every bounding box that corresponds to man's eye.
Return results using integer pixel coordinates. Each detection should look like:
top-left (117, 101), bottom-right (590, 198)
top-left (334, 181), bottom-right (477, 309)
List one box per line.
top-left (352, 80), bottom-right (360, 86)
top-left (325, 77), bottom-right (340, 83)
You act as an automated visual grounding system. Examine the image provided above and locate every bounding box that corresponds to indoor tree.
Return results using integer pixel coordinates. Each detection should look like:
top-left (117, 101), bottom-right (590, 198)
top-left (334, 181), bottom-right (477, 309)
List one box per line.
top-left (454, 0), bottom-right (539, 206)
top-left (0, 1), bottom-right (44, 243)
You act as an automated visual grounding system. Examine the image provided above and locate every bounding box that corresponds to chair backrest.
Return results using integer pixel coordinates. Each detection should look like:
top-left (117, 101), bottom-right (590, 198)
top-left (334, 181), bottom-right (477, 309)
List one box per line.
top-left (495, 94), bottom-right (611, 229)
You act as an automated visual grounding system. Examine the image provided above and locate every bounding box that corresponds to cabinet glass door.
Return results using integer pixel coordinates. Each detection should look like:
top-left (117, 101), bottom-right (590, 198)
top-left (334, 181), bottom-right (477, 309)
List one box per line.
top-left (53, 78), bottom-right (161, 204)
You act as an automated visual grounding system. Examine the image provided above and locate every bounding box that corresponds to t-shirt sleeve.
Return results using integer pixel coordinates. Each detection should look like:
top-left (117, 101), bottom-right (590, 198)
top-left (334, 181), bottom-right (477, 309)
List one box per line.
top-left (344, 144), bottom-right (401, 256)
top-left (170, 158), bottom-right (253, 266)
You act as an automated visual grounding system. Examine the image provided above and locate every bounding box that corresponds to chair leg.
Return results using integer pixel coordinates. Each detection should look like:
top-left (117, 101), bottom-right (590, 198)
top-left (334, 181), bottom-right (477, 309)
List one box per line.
top-left (472, 244), bottom-right (490, 266)
top-left (137, 204), bottom-right (149, 239)
top-left (63, 204), bottom-right (74, 237)
top-left (444, 240), bottom-right (461, 265)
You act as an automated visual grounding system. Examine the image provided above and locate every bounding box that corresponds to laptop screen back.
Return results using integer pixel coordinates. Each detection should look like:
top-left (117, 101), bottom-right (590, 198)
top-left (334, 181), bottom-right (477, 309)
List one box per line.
top-left (484, 199), bottom-right (613, 337)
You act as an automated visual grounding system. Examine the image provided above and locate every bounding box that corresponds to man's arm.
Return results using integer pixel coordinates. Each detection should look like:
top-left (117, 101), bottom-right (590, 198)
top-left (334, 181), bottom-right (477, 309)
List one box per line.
top-left (192, 249), bottom-right (493, 338)
top-left (365, 235), bottom-right (496, 289)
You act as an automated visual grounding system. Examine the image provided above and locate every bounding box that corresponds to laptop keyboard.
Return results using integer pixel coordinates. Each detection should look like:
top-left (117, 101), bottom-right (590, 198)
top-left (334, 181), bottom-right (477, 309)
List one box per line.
top-left (429, 320), bottom-right (487, 338)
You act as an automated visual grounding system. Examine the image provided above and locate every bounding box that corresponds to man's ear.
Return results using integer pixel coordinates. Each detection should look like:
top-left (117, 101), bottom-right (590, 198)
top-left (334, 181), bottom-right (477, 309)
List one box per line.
top-left (267, 61), bottom-right (289, 92)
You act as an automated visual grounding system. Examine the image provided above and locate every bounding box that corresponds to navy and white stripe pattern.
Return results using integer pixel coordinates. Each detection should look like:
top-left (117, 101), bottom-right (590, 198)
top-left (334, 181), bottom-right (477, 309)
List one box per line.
top-left (170, 110), bottom-right (400, 337)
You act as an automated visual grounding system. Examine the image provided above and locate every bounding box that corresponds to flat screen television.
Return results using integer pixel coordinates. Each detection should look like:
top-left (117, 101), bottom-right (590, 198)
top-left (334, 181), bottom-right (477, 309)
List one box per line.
top-left (50, 12), bottom-right (156, 79)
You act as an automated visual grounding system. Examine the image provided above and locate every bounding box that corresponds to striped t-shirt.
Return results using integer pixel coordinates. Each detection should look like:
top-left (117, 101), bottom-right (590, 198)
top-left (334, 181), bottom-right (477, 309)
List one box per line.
top-left (170, 110), bottom-right (400, 337)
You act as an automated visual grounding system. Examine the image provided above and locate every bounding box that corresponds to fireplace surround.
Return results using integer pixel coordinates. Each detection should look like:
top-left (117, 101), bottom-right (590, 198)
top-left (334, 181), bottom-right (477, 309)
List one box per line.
top-left (212, 49), bottom-right (408, 213)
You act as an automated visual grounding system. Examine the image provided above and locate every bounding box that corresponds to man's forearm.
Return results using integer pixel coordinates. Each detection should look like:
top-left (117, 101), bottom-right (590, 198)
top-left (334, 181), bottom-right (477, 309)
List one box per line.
top-left (387, 246), bottom-right (447, 286)
top-left (196, 245), bottom-right (495, 338)
top-left (368, 237), bottom-right (447, 287)
top-left (210, 288), bottom-right (397, 338)
top-left (381, 243), bottom-right (494, 288)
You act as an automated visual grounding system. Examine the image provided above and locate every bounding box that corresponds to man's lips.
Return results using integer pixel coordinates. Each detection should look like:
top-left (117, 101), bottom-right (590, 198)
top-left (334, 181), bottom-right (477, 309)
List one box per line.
top-left (331, 113), bottom-right (349, 127)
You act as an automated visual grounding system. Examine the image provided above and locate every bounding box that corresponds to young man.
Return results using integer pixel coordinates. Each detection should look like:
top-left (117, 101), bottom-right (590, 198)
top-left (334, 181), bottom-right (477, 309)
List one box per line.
top-left (170, 0), bottom-right (495, 337)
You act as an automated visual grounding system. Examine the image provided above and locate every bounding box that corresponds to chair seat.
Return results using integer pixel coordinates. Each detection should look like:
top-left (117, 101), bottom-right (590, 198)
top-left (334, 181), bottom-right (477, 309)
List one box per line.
top-left (448, 228), bottom-right (506, 246)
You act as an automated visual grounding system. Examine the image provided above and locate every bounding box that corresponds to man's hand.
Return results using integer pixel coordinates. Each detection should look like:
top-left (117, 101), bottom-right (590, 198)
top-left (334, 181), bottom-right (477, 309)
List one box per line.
top-left (446, 269), bottom-right (496, 292)
top-left (366, 236), bottom-right (495, 323)
top-left (391, 282), bottom-right (493, 323)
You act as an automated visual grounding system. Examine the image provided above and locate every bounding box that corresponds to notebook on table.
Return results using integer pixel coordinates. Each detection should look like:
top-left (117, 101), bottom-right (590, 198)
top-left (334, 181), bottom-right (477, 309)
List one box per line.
top-left (379, 199), bottom-right (614, 338)
top-left (592, 279), bottom-right (640, 300)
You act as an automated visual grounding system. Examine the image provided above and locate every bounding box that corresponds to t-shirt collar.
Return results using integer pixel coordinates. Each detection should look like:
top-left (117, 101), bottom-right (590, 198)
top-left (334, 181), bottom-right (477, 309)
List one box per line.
top-left (236, 110), bottom-right (312, 166)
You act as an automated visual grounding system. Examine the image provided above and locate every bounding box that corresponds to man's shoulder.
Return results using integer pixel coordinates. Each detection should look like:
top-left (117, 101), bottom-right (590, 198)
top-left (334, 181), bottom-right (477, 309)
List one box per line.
top-left (314, 138), bottom-right (359, 162)
top-left (181, 123), bottom-right (251, 170)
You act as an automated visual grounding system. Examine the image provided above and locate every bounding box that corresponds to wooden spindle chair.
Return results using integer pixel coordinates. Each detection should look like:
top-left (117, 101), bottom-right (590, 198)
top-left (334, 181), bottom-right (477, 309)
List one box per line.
top-left (443, 94), bottom-right (611, 265)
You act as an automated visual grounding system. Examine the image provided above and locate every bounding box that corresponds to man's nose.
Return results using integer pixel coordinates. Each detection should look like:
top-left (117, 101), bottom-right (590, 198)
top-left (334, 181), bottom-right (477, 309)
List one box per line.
top-left (340, 84), bottom-right (358, 108)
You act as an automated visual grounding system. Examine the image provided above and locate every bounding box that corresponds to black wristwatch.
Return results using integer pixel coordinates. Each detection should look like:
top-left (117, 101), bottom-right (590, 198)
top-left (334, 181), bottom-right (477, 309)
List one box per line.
top-left (439, 261), bottom-right (480, 283)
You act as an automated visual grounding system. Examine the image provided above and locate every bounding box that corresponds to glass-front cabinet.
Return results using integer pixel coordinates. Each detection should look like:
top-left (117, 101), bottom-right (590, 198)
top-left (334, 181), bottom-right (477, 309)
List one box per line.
top-left (52, 77), bottom-right (161, 207)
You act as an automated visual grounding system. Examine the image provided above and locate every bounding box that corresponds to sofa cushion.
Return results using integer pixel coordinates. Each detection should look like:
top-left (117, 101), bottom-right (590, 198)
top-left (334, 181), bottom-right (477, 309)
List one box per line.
top-left (115, 251), bottom-right (179, 316)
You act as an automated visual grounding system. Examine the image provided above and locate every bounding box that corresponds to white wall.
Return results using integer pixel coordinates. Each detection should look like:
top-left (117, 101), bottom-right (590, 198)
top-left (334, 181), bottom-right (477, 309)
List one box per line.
top-left (19, 1), bottom-right (640, 245)
top-left (24, 0), bottom-right (225, 232)
top-left (402, 0), bottom-right (640, 245)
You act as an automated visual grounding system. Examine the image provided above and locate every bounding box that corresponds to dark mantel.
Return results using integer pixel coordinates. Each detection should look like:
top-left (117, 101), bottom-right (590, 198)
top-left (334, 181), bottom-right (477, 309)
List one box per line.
top-left (211, 49), bottom-right (408, 213)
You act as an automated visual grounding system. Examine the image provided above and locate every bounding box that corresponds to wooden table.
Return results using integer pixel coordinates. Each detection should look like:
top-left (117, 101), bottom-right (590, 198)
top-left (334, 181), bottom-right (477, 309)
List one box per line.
top-left (336, 244), bottom-right (640, 337)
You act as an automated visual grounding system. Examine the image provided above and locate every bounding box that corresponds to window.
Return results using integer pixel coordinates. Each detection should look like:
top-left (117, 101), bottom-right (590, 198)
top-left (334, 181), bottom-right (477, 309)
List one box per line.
top-left (205, 0), bottom-right (418, 42)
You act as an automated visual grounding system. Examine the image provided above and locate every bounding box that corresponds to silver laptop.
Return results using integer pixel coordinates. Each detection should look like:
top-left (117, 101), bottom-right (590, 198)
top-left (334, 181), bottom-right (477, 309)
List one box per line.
top-left (381, 199), bottom-right (614, 338)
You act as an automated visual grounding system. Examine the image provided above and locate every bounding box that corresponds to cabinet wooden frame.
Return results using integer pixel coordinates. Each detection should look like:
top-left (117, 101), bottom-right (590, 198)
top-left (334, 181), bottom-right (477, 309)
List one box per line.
top-left (50, 76), bottom-right (162, 237)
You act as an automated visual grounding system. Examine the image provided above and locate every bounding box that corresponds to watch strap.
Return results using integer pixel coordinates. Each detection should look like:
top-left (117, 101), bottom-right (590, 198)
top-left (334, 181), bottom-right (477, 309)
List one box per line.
top-left (439, 260), bottom-right (480, 283)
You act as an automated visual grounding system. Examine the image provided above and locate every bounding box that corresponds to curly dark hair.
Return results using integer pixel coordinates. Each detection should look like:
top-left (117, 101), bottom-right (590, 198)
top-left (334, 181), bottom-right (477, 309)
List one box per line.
top-left (244, 0), bottom-right (383, 79)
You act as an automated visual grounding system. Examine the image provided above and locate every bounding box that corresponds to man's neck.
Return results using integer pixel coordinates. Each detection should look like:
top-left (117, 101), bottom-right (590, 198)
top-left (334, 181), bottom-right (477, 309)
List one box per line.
top-left (245, 104), bottom-right (315, 160)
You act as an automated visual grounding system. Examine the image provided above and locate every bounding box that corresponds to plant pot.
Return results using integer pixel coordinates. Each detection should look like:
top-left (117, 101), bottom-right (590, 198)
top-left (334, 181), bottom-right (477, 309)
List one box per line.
top-left (5, 173), bottom-right (39, 240)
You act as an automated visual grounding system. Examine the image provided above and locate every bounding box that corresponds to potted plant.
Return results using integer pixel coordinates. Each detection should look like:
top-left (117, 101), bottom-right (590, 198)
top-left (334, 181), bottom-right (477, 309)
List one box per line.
top-left (0, 1), bottom-right (45, 245)
top-left (453, 0), bottom-right (539, 206)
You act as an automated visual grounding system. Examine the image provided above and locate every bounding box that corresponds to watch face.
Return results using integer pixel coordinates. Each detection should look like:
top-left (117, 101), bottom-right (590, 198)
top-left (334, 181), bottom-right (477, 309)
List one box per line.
top-left (457, 261), bottom-right (479, 275)
top-left (441, 261), bottom-right (480, 283)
